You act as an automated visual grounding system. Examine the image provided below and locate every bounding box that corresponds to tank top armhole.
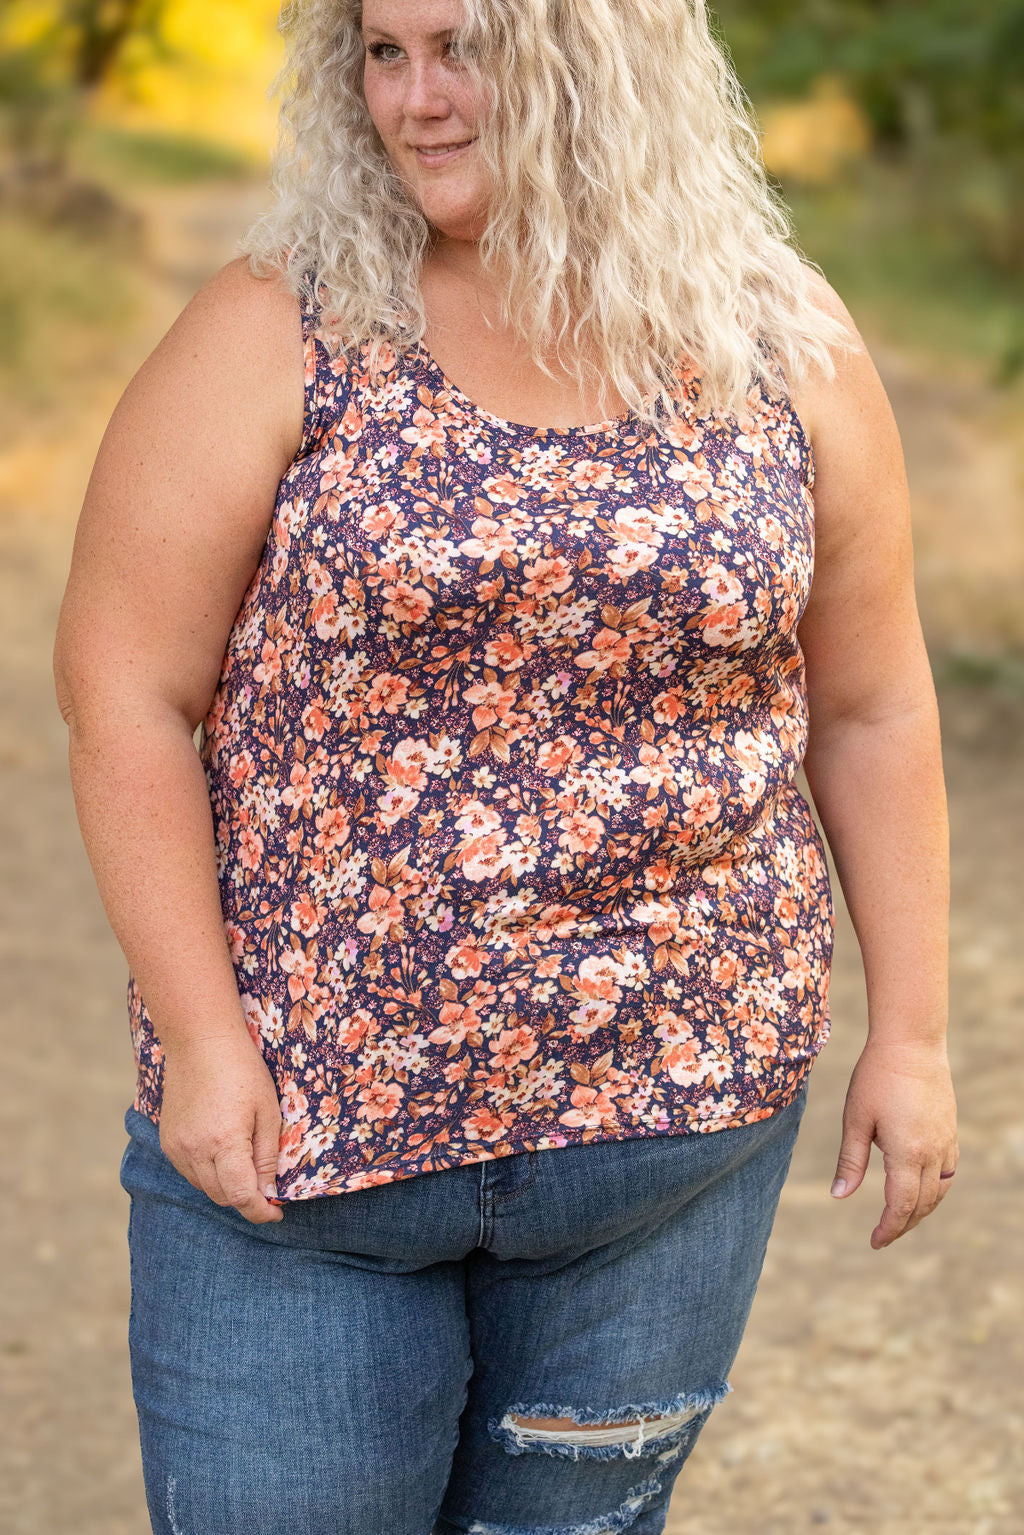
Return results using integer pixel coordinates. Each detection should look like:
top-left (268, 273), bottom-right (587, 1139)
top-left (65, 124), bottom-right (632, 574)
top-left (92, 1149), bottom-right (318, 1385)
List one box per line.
top-left (296, 304), bottom-right (328, 459)
top-left (294, 272), bottom-right (354, 458)
top-left (787, 400), bottom-right (816, 492)
top-left (753, 339), bottom-right (817, 492)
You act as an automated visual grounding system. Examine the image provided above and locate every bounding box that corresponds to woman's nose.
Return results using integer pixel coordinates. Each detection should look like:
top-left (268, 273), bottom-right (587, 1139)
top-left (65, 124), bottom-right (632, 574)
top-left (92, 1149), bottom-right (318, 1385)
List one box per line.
top-left (401, 60), bottom-right (455, 117)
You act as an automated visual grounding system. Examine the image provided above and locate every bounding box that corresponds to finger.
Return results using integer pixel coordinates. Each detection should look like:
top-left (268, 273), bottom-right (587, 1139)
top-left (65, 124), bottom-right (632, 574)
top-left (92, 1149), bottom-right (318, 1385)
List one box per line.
top-left (161, 1140), bottom-right (228, 1206)
top-left (904, 1161), bottom-right (942, 1234)
top-left (871, 1161), bottom-right (921, 1248)
top-left (210, 1144), bottom-right (279, 1225)
top-left (194, 1154), bottom-right (233, 1209)
top-left (935, 1148), bottom-right (959, 1200)
top-left (832, 1125), bottom-right (873, 1198)
top-left (252, 1107), bottom-right (285, 1218)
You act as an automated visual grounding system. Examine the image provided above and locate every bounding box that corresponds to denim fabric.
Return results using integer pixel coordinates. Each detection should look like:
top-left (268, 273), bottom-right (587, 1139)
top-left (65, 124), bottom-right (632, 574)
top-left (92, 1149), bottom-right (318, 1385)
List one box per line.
top-left (118, 1075), bottom-right (810, 1535)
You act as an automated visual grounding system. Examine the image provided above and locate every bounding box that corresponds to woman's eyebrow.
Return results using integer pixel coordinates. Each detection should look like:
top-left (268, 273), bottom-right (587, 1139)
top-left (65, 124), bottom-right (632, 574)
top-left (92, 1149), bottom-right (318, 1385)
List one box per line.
top-left (360, 27), bottom-right (455, 41)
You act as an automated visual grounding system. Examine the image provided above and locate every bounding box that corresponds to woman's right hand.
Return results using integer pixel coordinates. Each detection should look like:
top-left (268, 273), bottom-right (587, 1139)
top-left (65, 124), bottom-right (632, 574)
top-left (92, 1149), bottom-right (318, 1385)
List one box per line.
top-left (158, 1030), bottom-right (286, 1224)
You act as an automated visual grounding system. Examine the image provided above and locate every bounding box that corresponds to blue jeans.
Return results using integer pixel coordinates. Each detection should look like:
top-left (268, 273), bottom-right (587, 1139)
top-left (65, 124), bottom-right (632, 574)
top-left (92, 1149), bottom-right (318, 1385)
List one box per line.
top-left (118, 1076), bottom-right (810, 1535)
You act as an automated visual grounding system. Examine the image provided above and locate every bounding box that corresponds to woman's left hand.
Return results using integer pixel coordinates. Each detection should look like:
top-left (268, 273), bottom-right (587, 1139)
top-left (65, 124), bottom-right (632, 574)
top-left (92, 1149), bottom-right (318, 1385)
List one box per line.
top-left (829, 1037), bottom-right (959, 1249)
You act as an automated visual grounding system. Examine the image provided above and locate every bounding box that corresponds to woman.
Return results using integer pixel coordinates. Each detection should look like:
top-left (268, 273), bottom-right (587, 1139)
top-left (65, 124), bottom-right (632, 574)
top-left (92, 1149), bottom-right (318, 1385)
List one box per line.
top-left (53, 0), bottom-right (958, 1530)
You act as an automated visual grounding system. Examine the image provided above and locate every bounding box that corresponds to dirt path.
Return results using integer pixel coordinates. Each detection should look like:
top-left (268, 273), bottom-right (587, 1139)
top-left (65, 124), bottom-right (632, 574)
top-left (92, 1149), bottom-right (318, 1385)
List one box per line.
top-left (2, 178), bottom-right (1022, 1534)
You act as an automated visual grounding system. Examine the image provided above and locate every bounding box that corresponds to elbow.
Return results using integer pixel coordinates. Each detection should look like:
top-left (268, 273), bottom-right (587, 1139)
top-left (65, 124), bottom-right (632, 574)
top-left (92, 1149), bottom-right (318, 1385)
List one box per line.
top-left (52, 640), bottom-right (202, 743)
top-left (52, 635), bottom-right (78, 731)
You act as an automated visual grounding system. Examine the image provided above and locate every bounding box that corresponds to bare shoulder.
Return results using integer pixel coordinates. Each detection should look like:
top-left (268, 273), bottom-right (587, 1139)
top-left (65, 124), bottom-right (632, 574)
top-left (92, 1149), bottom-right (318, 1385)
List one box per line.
top-left (787, 266), bottom-right (908, 550)
top-left (789, 267), bottom-right (922, 728)
top-left (54, 257), bottom-right (308, 729)
top-left (127, 255), bottom-right (306, 469)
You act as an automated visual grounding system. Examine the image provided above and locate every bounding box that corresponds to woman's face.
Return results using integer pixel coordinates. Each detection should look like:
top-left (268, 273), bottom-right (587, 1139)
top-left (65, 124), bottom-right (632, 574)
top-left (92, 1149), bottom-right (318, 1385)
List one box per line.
top-left (361, 0), bottom-right (492, 242)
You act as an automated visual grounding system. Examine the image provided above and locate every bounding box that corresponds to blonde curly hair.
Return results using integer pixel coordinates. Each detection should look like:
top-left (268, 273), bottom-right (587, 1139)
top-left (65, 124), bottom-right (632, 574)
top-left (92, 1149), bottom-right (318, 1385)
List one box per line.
top-left (239, 0), bottom-right (859, 434)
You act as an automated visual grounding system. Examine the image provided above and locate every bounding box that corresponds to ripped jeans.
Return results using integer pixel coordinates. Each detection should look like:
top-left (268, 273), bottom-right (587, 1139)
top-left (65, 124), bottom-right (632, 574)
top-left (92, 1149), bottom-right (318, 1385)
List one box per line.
top-left (118, 1075), bottom-right (809, 1535)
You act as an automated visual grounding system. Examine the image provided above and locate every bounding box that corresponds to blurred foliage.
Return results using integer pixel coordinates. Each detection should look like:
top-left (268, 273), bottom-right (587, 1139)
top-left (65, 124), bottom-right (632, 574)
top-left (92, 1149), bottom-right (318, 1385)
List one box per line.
top-left (713, 0), bottom-right (1024, 274)
top-left (0, 1), bottom-right (168, 164)
top-left (712, 0), bottom-right (1024, 380)
top-left (0, 0), bottom-right (1021, 383)
top-left (785, 165), bottom-right (1024, 380)
top-left (0, 207), bottom-right (141, 414)
top-left (0, 0), bottom-right (283, 167)
top-left (80, 121), bottom-right (253, 182)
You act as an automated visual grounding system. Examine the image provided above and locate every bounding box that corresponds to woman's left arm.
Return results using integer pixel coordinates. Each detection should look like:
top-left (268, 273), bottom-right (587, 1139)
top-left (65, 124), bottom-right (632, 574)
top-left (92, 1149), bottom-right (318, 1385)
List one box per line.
top-left (789, 273), bottom-right (959, 1250)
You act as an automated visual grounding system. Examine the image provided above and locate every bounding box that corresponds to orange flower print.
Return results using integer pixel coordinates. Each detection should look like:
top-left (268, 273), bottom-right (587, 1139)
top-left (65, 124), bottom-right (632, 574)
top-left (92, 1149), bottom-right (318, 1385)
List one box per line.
top-left (632, 898), bottom-right (683, 945)
top-left (314, 804), bottom-right (350, 853)
top-left (446, 938), bottom-right (490, 979)
top-left (279, 942), bottom-right (318, 1002)
top-left (464, 680), bottom-right (517, 729)
top-left (701, 563), bottom-right (744, 605)
top-left (522, 555), bottom-right (574, 598)
top-left (290, 893), bottom-right (322, 937)
top-left (740, 1016), bottom-right (780, 1059)
top-left (302, 699), bottom-right (330, 739)
top-left (365, 672), bottom-right (411, 716)
top-left (663, 1037), bottom-right (705, 1086)
top-left (310, 589), bottom-right (343, 640)
top-left (574, 953), bottom-right (626, 1003)
top-left (356, 1078), bottom-right (404, 1122)
top-left (488, 1026), bottom-right (539, 1070)
top-left (458, 517), bottom-right (518, 562)
top-left (356, 884), bottom-right (405, 938)
top-left (458, 831), bottom-right (508, 881)
top-left (782, 945), bottom-right (813, 997)
top-left (558, 810), bottom-right (604, 856)
top-left (667, 456), bottom-right (715, 500)
top-left (573, 627), bottom-right (633, 673)
top-left (464, 1106), bottom-right (514, 1143)
top-left (559, 1085), bottom-right (620, 1129)
top-left (383, 580), bottom-right (434, 625)
top-left (127, 299), bottom-right (832, 1200)
top-left (536, 734), bottom-right (580, 775)
top-left (681, 783), bottom-right (722, 827)
top-left (252, 638), bottom-right (283, 687)
top-left (568, 998), bottom-right (617, 1038)
top-left (709, 951), bottom-right (741, 988)
top-left (428, 1001), bottom-right (482, 1049)
top-left (237, 821), bottom-right (265, 872)
top-left (281, 761), bottom-right (314, 817)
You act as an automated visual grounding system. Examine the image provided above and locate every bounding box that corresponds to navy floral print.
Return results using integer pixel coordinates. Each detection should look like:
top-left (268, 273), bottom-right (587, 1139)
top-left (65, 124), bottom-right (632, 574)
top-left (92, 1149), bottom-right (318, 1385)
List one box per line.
top-left (127, 294), bottom-right (834, 1199)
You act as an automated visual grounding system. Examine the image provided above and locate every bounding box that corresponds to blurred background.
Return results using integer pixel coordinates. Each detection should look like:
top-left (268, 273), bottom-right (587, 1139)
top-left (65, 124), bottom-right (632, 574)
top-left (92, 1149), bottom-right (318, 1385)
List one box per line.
top-left (1, 3), bottom-right (1022, 1532)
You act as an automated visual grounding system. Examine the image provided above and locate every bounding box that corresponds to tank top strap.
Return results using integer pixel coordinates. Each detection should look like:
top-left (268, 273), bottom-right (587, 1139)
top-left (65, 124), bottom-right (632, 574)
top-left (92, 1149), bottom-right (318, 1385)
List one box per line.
top-left (295, 267), bottom-right (354, 458)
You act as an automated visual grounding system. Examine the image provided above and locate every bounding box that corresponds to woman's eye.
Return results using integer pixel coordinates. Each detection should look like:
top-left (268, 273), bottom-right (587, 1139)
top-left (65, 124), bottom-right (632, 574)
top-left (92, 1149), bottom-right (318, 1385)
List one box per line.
top-left (365, 37), bottom-right (475, 65)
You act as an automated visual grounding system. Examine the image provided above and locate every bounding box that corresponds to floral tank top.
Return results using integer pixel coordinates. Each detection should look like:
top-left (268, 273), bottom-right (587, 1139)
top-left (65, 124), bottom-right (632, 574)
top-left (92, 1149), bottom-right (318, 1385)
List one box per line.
top-left (126, 289), bottom-right (834, 1200)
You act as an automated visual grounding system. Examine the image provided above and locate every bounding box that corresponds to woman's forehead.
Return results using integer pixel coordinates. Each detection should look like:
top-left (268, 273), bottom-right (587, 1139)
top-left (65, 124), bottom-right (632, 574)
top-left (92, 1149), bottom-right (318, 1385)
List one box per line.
top-left (360, 0), bottom-right (468, 36)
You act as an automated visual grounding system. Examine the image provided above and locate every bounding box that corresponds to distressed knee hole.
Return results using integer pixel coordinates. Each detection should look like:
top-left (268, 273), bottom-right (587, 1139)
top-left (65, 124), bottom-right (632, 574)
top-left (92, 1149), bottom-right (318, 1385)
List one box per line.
top-left (508, 1408), bottom-right (696, 1439)
top-left (490, 1383), bottom-right (732, 1461)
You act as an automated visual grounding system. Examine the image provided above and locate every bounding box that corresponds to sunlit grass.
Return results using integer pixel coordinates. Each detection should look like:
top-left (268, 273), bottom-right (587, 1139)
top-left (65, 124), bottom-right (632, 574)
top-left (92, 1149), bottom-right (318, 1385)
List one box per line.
top-left (75, 122), bottom-right (258, 186)
top-left (0, 210), bottom-right (142, 423)
top-left (783, 158), bottom-right (1024, 386)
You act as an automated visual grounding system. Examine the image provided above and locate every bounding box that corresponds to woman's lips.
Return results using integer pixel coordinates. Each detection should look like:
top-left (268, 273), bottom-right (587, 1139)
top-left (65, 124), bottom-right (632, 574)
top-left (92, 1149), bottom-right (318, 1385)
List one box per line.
top-left (413, 139), bottom-right (475, 166)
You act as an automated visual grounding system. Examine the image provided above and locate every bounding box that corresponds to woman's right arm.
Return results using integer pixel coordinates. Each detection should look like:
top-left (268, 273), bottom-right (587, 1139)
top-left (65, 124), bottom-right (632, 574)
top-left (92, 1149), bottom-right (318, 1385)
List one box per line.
top-left (52, 256), bottom-right (307, 1224)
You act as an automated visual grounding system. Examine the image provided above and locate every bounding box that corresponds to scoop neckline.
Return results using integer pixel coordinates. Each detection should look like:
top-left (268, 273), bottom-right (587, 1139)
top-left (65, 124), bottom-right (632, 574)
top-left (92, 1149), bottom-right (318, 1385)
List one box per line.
top-left (412, 342), bottom-right (644, 439)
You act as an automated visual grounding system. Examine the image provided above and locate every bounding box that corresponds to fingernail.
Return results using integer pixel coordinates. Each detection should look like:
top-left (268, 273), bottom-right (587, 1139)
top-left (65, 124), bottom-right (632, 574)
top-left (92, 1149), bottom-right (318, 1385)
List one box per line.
top-left (264, 1184), bottom-right (279, 1202)
top-left (830, 1178), bottom-right (846, 1197)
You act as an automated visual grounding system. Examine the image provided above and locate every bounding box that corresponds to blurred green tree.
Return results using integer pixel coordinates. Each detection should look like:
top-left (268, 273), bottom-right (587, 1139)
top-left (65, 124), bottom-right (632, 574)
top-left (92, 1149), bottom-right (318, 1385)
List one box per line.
top-left (64, 0), bottom-right (166, 90)
top-left (0, 1), bottom-right (168, 169)
top-left (712, 0), bottom-right (1024, 275)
